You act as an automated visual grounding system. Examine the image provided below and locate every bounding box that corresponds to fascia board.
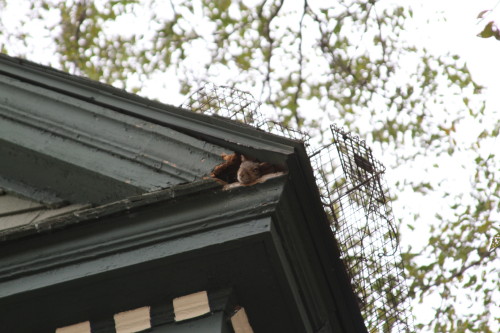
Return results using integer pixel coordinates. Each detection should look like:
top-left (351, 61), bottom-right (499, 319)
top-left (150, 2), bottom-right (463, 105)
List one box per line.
top-left (0, 55), bottom-right (295, 160)
top-left (0, 218), bottom-right (273, 300)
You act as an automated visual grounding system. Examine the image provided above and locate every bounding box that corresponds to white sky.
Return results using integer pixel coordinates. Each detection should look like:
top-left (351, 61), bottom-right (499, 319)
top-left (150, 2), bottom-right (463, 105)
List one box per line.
top-left (397, 1), bottom-right (500, 245)
top-left (410, 0), bottom-right (500, 110)
top-left (398, 3), bottom-right (500, 330)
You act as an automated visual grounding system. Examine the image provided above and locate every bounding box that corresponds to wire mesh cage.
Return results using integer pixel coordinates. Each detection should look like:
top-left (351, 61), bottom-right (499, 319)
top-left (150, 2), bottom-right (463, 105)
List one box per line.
top-left (182, 84), bottom-right (414, 332)
top-left (180, 83), bottom-right (266, 126)
top-left (181, 83), bottom-right (312, 145)
top-left (309, 124), bottom-right (414, 332)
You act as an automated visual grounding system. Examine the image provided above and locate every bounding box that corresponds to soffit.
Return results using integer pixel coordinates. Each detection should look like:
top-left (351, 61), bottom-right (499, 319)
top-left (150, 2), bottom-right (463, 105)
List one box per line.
top-left (0, 188), bottom-right (91, 236)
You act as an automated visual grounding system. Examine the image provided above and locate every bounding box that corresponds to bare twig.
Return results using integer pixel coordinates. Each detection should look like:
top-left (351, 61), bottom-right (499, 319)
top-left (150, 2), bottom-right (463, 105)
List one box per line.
top-left (291, 0), bottom-right (308, 128)
top-left (257, 0), bottom-right (284, 100)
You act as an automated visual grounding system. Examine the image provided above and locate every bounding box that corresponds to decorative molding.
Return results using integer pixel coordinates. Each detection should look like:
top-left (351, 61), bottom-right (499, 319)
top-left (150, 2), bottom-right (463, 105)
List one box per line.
top-left (0, 54), bottom-right (294, 163)
top-left (0, 178), bottom-right (283, 297)
top-left (0, 74), bottom-right (231, 202)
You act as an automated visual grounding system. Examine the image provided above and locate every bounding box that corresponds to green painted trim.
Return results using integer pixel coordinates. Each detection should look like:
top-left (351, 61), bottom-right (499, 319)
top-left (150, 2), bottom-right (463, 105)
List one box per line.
top-left (0, 178), bottom-right (283, 295)
top-left (0, 72), bottom-right (232, 204)
top-left (0, 179), bottom-right (221, 242)
top-left (0, 175), bottom-right (67, 208)
top-left (0, 54), bottom-right (293, 161)
top-left (0, 177), bottom-right (313, 333)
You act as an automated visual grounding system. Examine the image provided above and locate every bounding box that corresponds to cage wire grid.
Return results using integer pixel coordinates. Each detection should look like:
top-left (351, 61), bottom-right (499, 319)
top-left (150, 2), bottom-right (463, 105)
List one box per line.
top-left (309, 125), bottom-right (414, 332)
top-left (182, 84), bottom-right (414, 333)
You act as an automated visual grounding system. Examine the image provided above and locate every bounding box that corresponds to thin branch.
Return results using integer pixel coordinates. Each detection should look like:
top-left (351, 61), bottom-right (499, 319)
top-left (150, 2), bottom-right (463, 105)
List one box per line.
top-left (418, 250), bottom-right (492, 295)
top-left (291, 0), bottom-right (308, 128)
top-left (476, 0), bottom-right (500, 25)
top-left (306, 4), bottom-right (365, 88)
top-left (74, 0), bottom-right (90, 40)
top-left (258, 0), bottom-right (284, 100)
top-left (372, 5), bottom-right (388, 71)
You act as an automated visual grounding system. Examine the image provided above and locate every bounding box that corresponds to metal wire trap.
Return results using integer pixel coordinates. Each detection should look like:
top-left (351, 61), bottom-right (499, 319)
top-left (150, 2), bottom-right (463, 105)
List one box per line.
top-left (182, 84), bottom-right (414, 333)
top-left (180, 83), bottom-right (311, 144)
top-left (309, 124), bottom-right (414, 332)
top-left (180, 83), bottom-right (266, 126)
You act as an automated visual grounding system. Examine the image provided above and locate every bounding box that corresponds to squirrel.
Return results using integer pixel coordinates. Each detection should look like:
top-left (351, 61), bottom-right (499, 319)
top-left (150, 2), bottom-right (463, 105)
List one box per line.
top-left (237, 155), bottom-right (279, 185)
top-left (237, 155), bottom-right (263, 184)
top-left (212, 153), bottom-right (284, 189)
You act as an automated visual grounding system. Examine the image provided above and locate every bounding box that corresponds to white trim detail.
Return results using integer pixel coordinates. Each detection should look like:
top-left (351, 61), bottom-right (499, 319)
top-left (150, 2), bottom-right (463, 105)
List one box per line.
top-left (173, 290), bottom-right (211, 321)
top-left (231, 307), bottom-right (254, 333)
top-left (55, 321), bottom-right (91, 333)
top-left (114, 306), bottom-right (151, 333)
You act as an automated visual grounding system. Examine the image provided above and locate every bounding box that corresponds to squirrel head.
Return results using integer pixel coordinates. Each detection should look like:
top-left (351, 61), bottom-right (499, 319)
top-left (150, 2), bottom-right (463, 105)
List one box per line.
top-left (237, 155), bottom-right (264, 184)
top-left (237, 160), bottom-right (262, 184)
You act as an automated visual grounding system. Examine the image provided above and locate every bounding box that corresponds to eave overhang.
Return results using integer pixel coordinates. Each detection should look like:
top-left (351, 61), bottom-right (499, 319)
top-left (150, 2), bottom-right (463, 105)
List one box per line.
top-left (0, 177), bottom-right (298, 331)
top-left (0, 176), bottom-right (366, 333)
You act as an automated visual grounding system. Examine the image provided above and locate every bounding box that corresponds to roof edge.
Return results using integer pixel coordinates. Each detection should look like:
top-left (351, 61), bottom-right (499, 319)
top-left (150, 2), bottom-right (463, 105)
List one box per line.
top-left (0, 54), bottom-right (296, 160)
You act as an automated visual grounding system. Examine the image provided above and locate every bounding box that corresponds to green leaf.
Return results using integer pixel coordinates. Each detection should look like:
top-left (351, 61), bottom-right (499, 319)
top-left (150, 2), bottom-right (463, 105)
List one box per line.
top-left (477, 10), bottom-right (491, 19)
top-left (489, 233), bottom-right (500, 252)
top-left (477, 21), bottom-right (500, 39)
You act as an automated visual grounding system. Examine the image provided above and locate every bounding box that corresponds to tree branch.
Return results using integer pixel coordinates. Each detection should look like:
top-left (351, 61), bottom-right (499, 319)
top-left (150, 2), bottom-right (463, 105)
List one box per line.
top-left (418, 250), bottom-right (492, 296)
top-left (291, 0), bottom-right (308, 128)
top-left (258, 0), bottom-right (284, 100)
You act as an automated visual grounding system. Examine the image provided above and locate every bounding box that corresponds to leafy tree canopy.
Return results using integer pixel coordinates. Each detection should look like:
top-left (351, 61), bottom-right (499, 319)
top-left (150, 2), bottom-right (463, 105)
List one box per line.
top-left (0, 0), bottom-right (498, 331)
